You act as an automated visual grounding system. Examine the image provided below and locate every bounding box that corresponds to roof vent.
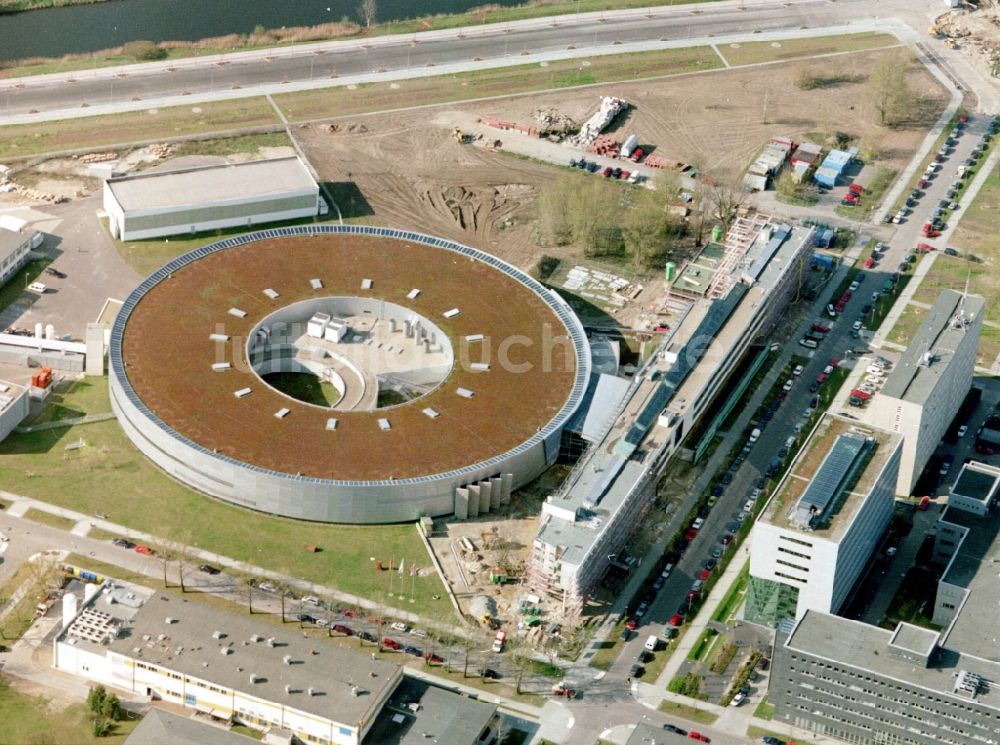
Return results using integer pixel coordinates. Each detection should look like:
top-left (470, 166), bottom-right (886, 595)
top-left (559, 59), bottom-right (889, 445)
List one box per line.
top-left (456, 388), bottom-right (474, 398)
top-left (234, 387), bottom-right (252, 399)
top-left (464, 334), bottom-right (484, 342)
top-left (285, 684), bottom-right (292, 694)
top-left (443, 308), bottom-right (460, 319)
top-left (470, 363), bottom-right (489, 372)
top-left (228, 308), bottom-right (247, 318)
top-left (211, 362), bottom-right (231, 372)
top-left (250, 673), bottom-right (261, 684)
top-left (220, 647), bottom-right (233, 655)
top-left (275, 408), bottom-right (290, 419)
top-left (283, 654), bottom-right (292, 665)
top-left (407, 289), bottom-right (421, 299)
top-left (209, 333), bottom-right (229, 342)
top-left (164, 617), bottom-right (175, 624)
top-left (351, 686), bottom-right (360, 697)
top-left (263, 289), bottom-right (280, 299)
top-left (326, 418), bottom-right (338, 431)
top-left (423, 408), bottom-right (440, 419)
top-left (266, 637), bottom-right (276, 647)
top-left (378, 418), bottom-right (391, 431)
top-left (307, 687), bottom-right (317, 696)
top-left (250, 634), bottom-right (261, 643)
top-left (310, 278), bottom-right (323, 290)
top-left (212, 630), bottom-right (225, 640)
top-left (362, 278), bottom-right (373, 290)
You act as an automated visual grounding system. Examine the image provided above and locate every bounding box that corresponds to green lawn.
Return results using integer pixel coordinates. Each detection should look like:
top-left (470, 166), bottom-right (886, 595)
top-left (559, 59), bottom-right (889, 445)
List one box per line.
top-left (0, 99), bottom-right (280, 159)
top-left (263, 372), bottom-right (340, 407)
top-left (0, 258), bottom-right (52, 316)
top-left (24, 378), bottom-right (111, 425)
top-left (886, 303), bottom-right (927, 348)
top-left (22, 507), bottom-right (77, 531)
top-left (0, 416), bottom-right (448, 617)
top-left (588, 619), bottom-right (627, 671)
top-left (711, 563), bottom-right (749, 624)
top-left (657, 700), bottom-right (719, 725)
top-left (717, 32), bottom-right (897, 67)
top-left (952, 160), bottom-right (1000, 258)
top-left (0, 678), bottom-right (138, 745)
top-left (275, 45), bottom-right (720, 122)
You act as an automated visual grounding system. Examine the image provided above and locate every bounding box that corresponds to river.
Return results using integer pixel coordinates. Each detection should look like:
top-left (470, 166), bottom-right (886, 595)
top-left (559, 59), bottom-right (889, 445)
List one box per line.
top-left (0, 0), bottom-right (525, 63)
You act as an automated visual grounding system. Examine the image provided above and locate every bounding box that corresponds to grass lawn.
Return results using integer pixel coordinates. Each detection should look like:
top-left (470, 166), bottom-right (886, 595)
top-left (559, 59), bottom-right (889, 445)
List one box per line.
top-left (0, 418), bottom-right (448, 617)
top-left (0, 98), bottom-right (279, 159)
top-left (24, 378), bottom-right (111, 425)
top-left (717, 33), bottom-right (897, 67)
top-left (111, 212), bottom-right (336, 278)
top-left (657, 700), bottom-right (719, 726)
top-left (835, 166), bottom-right (896, 221)
top-left (0, 677), bottom-right (138, 745)
top-left (588, 619), bottom-right (627, 671)
top-left (263, 372), bottom-right (340, 407)
top-left (711, 562), bottom-right (749, 624)
top-left (23, 506), bottom-right (77, 531)
top-left (143, 132), bottom-right (293, 163)
top-left (0, 258), bottom-right (52, 316)
top-left (274, 46), bottom-right (721, 121)
top-left (752, 698), bottom-right (776, 721)
top-left (952, 160), bottom-right (1000, 258)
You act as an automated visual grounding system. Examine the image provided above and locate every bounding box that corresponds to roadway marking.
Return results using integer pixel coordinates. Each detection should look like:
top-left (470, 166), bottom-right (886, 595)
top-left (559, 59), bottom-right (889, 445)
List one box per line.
top-left (711, 43), bottom-right (731, 68)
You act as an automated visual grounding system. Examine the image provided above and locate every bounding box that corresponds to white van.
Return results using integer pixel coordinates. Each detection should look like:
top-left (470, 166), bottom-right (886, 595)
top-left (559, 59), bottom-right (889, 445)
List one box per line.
top-left (645, 635), bottom-right (659, 651)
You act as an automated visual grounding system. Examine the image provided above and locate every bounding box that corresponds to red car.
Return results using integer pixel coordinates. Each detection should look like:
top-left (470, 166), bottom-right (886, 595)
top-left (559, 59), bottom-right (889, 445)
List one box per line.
top-left (848, 183), bottom-right (864, 194)
top-left (688, 732), bottom-right (710, 742)
top-left (602, 166), bottom-right (613, 177)
top-left (669, 613), bottom-right (684, 627)
top-left (343, 609), bottom-right (356, 618)
top-left (685, 528), bottom-right (698, 541)
top-left (134, 545), bottom-right (154, 555)
top-left (424, 652), bottom-right (444, 664)
top-left (382, 638), bottom-right (401, 650)
top-left (630, 147), bottom-right (644, 163)
top-left (915, 242), bottom-right (935, 252)
top-left (626, 616), bottom-right (639, 630)
top-left (721, 533), bottom-right (734, 545)
top-left (332, 624), bottom-right (353, 636)
top-left (811, 323), bottom-right (829, 334)
top-left (959, 113), bottom-right (969, 123)
top-left (686, 590), bottom-right (699, 603)
top-left (917, 178), bottom-right (929, 189)
top-left (699, 569), bottom-right (711, 581)
top-left (918, 496), bottom-right (931, 511)
top-left (816, 373), bottom-right (828, 384)
top-left (864, 257), bottom-right (875, 269)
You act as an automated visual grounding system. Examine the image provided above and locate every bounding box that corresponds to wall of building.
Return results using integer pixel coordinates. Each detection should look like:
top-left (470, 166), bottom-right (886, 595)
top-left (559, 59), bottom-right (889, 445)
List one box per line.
top-left (830, 443), bottom-right (900, 612)
top-left (771, 631), bottom-right (999, 745)
top-left (749, 522), bottom-right (839, 618)
top-left (0, 234), bottom-right (30, 286)
top-left (0, 386), bottom-right (29, 441)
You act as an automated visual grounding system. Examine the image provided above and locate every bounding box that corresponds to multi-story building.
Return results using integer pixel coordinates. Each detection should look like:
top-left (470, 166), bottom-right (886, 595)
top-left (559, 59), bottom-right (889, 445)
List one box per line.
top-left (0, 225), bottom-right (33, 286)
top-left (745, 414), bottom-right (902, 626)
top-left (52, 577), bottom-right (498, 745)
top-left (868, 289), bottom-right (983, 495)
top-left (769, 461), bottom-right (1000, 745)
top-left (530, 222), bottom-right (815, 616)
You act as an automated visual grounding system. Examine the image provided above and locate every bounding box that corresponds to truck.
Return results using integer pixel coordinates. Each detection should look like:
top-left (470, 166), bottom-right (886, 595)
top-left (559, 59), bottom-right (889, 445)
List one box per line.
top-left (493, 629), bottom-right (507, 653)
top-left (620, 134), bottom-right (640, 159)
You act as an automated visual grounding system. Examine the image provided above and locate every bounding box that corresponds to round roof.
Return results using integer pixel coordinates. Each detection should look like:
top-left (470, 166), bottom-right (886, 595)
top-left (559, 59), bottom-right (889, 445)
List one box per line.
top-left (111, 226), bottom-right (588, 484)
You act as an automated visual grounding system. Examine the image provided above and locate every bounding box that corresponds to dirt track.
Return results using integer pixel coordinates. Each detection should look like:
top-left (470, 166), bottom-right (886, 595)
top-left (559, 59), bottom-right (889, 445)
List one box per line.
top-left (297, 48), bottom-right (947, 274)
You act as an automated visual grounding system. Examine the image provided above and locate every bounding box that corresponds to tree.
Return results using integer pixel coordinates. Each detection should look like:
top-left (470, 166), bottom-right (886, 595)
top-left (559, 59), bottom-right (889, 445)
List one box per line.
top-left (87, 685), bottom-right (107, 714)
top-left (358, 0), bottom-right (377, 29)
top-left (507, 637), bottom-right (532, 694)
top-left (622, 188), bottom-right (680, 272)
top-left (699, 173), bottom-right (748, 237)
top-left (867, 52), bottom-right (912, 127)
top-left (121, 40), bottom-right (165, 61)
top-left (535, 175), bottom-right (575, 246)
top-left (245, 578), bottom-right (256, 615)
top-left (100, 693), bottom-right (122, 722)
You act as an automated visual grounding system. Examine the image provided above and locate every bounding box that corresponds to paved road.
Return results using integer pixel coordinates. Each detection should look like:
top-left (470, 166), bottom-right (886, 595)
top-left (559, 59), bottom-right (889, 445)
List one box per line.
top-left (0, 0), bottom-right (954, 125)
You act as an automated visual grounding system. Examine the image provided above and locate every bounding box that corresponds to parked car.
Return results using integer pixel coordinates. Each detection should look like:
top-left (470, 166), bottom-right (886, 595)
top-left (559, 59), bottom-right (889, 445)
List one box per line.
top-left (688, 732), bottom-right (710, 743)
top-left (44, 267), bottom-right (67, 279)
top-left (629, 663), bottom-right (645, 678)
top-left (482, 668), bottom-right (502, 679)
top-left (111, 538), bottom-right (135, 549)
top-left (198, 564), bottom-right (221, 575)
top-left (134, 544), bottom-right (154, 555)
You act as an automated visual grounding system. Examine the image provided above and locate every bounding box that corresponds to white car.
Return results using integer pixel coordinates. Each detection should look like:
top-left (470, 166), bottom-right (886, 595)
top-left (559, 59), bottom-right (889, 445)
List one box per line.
top-left (783, 379), bottom-right (794, 392)
top-left (731, 692), bottom-right (747, 706)
top-left (390, 622), bottom-right (409, 633)
top-left (27, 282), bottom-right (46, 293)
top-left (852, 320), bottom-right (863, 331)
top-left (792, 365), bottom-right (804, 377)
top-left (957, 425), bottom-right (969, 438)
top-left (302, 596), bottom-right (321, 606)
top-left (849, 281), bottom-right (860, 292)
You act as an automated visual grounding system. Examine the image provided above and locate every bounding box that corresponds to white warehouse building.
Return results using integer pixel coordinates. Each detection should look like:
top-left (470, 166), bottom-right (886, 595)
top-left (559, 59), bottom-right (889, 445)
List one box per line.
top-left (867, 289), bottom-right (983, 495)
top-left (102, 157), bottom-right (322, 241)
top-left (745, 414), bottom-right (902, 627)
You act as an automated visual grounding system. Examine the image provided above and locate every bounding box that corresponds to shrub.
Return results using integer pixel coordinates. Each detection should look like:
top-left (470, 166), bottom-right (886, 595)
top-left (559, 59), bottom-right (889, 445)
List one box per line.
top-left (121, 40), bottom-right (166, 61)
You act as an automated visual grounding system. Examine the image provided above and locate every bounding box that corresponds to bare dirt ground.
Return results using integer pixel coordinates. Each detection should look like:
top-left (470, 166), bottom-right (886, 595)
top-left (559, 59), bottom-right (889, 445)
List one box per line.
top-left (298, 48), bottom-right (946, 280)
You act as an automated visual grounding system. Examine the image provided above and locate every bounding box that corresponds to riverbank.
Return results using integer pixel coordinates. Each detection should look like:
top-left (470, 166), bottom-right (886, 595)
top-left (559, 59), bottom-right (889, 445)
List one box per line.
top-left (0, 0), bottom-right (102, 13)
top-left (0, 0), bottom-right (719, 78)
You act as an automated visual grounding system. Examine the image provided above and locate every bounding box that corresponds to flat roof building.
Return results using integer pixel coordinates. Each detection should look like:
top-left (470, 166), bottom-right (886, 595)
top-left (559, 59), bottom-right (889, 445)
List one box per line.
top-left (868, 289), bottom-right (983, 495)
top-left (530, 220), bottom-right (814, 616)
top-left (362, 677), bottom-right (498, 745)
top-left (103, 157), bottom-right (321, 241)
top-left (54, 580), bottom-right (403, 745)
top-left (769, 461), bottom-right (1000, 745)
top-left (124, 709), bottom-right (261, 745)
top-left (745, 414), bottom-right (902, 626)
top-left (0, 379), bottom-right (29, 442)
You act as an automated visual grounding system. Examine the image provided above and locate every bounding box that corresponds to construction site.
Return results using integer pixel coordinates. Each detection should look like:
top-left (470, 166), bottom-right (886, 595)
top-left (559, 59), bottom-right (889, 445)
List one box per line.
top-left (930, 1), bottom-right (1000, 82)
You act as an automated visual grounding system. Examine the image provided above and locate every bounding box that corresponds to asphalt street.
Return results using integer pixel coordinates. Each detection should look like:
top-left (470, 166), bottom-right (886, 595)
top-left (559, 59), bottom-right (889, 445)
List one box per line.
top-left (0, 0), bottom-right (926, 123)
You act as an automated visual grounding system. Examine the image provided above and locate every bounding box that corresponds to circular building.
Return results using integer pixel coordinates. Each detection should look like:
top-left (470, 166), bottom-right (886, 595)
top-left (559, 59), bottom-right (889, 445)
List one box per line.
top-left (109, 225), bottom-right (590, 523)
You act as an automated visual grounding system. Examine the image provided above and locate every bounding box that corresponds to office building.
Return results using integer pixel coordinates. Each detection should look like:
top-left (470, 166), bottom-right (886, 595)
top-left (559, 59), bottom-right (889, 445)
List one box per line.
top-left (868, 289), bottom-right (983, 495)
top-left (746, 415), bottom-right (902, 626)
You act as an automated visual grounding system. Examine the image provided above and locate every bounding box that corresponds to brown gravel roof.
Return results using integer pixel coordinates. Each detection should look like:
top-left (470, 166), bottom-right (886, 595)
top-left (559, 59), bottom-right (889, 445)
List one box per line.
top-left (120, 233), bottom-right (578, 481)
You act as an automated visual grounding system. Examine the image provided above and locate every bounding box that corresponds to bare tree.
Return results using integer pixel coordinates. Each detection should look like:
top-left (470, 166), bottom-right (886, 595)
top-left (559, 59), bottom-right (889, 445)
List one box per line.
top-left (245, 578), bottom-right (256, 615)
top-left (358, 0), bottom-right (377, 29)
top-left (867, 51), bottom-right (912, 127)
top-left (700, 173), bottom-right (748, 237)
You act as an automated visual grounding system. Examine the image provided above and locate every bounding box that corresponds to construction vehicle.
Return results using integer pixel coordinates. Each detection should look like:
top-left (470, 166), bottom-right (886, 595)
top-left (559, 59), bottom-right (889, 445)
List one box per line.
top-left (492, 629), bottom-right (507, 653)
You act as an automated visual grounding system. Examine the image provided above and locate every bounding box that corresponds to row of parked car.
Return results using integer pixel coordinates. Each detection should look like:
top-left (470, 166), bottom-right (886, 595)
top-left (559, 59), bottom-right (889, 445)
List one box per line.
top-left (568, 157), bottom-right (645, 184)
